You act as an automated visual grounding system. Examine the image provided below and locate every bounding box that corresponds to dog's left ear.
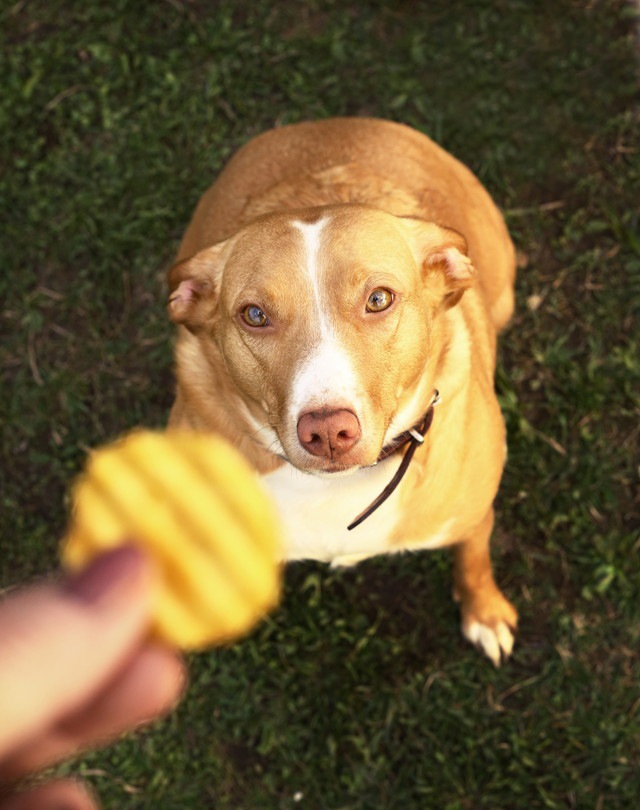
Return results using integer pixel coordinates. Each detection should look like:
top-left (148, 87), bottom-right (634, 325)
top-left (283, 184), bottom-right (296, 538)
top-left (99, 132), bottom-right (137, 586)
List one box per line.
top-left (400, 218), bottom-right (476, 311)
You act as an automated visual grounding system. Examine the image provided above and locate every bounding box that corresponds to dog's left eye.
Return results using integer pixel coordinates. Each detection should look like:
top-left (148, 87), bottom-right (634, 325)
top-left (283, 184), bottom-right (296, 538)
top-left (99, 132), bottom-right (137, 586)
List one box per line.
top-left (366, 288), bottom-right (394, 313)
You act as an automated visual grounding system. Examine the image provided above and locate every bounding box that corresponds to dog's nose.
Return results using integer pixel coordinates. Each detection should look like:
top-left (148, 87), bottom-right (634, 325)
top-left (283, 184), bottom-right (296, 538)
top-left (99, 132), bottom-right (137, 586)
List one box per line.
top-left (297, 409), bottom-right (361, 459)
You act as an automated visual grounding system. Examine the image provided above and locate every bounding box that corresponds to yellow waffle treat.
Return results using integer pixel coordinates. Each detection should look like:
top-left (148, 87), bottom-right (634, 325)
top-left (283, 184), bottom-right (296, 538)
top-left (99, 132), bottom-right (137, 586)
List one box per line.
top-left (61, 430), bottom-right (283, 650)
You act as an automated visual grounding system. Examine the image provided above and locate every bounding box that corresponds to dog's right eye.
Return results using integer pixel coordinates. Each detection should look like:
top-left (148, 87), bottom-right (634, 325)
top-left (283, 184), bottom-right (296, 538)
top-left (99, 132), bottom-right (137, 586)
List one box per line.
top-left (241, 305), bottom-right (270, 328)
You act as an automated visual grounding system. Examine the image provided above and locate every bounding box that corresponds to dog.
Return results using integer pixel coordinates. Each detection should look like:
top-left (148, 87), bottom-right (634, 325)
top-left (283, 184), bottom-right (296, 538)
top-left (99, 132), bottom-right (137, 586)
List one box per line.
top-left (167, 118), bottom-right (518, 665)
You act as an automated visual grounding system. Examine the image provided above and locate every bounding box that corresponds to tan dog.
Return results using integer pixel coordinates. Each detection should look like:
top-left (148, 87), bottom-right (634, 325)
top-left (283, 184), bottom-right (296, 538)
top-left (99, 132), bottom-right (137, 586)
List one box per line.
top-left (167, 118), bottom-right (518, 665)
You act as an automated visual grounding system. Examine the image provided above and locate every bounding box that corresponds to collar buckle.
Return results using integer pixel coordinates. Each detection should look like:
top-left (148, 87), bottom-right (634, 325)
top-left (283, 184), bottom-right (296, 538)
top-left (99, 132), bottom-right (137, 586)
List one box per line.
top-left (408, 428), bottom-right (425, 444)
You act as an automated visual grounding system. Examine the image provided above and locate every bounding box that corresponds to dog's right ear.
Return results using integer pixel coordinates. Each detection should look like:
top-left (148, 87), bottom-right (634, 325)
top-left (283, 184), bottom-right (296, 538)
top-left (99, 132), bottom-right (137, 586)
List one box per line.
top-left (167, 240), bottom-right (230, 331)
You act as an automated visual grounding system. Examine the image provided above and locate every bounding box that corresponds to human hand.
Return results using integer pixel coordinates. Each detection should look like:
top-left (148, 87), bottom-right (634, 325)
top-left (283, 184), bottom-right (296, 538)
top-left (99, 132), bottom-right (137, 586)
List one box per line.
top-left (0, 546), bottom-right (186, 809)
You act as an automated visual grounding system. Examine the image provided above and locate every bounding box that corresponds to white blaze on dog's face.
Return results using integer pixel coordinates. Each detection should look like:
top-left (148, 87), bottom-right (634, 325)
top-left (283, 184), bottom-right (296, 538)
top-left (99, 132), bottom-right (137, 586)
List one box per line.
top-left (168, 205), bottom-right (475, 474)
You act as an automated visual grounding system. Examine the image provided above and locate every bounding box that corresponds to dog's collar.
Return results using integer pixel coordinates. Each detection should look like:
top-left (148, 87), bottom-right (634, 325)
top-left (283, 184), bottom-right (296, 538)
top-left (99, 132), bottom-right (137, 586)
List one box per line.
top-left (347, 389), bottom-right (440, 531)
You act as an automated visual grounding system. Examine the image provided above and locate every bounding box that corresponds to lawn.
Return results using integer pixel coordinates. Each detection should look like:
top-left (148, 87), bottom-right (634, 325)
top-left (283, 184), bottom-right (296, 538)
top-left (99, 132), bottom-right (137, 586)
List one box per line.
top-left (1, 1), bottom-right (639, 808)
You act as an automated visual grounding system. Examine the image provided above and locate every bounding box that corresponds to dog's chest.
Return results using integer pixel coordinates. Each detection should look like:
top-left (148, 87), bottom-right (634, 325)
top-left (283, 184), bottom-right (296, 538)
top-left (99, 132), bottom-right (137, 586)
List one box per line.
top-left (262, 458), bottom-right (406, 566)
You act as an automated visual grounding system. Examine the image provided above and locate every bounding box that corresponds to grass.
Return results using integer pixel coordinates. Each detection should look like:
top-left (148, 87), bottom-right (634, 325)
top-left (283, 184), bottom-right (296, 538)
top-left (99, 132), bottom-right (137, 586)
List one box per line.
top-left (1, 0), bottom-right (639, 807)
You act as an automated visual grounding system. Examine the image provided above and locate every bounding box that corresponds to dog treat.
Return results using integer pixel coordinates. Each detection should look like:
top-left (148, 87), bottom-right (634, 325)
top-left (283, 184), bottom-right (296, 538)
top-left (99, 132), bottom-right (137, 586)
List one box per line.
top-left (61, 430), bottom-right (283, 650)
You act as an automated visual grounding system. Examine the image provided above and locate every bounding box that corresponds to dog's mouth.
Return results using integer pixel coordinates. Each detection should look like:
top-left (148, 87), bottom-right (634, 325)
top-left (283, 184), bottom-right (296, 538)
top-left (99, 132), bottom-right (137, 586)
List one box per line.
top-left (277, 449), bottom-right (375, 477)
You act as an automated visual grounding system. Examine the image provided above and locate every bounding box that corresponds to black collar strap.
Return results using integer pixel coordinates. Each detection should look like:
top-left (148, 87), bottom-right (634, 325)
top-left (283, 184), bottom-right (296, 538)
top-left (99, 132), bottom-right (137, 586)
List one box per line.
top-left (347, 389), bottom-right (440, 531)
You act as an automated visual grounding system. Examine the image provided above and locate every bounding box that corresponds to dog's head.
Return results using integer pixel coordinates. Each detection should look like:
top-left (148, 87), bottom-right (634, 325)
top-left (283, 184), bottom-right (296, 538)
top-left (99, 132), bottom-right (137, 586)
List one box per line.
top-left (168, 205), bottom-right (475, 474)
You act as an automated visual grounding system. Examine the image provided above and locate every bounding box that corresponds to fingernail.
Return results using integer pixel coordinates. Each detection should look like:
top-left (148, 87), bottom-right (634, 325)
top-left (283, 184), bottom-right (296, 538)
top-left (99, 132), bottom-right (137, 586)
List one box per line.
top-left (66, 546), bottom-right (147, 606)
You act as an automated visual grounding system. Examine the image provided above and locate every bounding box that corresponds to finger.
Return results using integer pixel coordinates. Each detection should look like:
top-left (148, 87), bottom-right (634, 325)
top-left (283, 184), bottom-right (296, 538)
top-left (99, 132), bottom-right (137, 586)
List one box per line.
top-left (60, 642), bottom-right (186, 741)
top-left (2, 644), bottom-right (186, 779)
top-left (0, 778), bottom-right (99, 810)
top-left (0, 547), bottom-right (155, 758)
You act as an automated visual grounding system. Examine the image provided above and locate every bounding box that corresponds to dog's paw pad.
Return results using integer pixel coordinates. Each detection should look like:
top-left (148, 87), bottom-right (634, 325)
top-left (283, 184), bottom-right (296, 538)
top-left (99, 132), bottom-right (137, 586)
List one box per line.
top-left (463, 618), bottom-right (515, 667)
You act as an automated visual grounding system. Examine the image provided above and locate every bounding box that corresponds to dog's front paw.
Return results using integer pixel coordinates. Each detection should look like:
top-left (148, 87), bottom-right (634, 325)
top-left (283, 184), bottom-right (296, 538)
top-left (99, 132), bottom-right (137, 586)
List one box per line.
top-left (458, 588), bottom-right (518, 667)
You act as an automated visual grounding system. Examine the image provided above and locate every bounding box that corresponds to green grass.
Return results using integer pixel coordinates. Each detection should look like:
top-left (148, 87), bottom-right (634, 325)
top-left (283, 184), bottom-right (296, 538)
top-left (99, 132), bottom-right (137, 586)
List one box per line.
top-left (1, 0), bottom-right (639, 807)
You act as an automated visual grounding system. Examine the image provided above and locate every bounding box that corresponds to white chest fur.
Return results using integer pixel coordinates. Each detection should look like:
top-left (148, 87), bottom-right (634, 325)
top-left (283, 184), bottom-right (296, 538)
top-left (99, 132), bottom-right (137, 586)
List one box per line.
top-left (263, 456), bottom-right (406, 567)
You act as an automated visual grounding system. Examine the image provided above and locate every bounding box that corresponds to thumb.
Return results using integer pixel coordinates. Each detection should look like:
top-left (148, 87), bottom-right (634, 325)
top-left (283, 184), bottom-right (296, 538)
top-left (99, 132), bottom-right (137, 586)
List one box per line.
top-left (0, 547), bottom-right (154, 758)
top-left (0, 778), bottom-right (99, 810)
